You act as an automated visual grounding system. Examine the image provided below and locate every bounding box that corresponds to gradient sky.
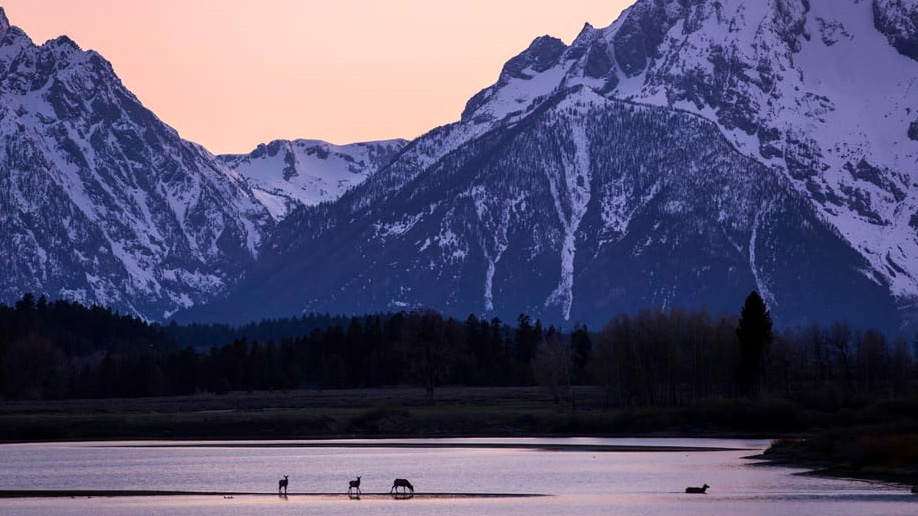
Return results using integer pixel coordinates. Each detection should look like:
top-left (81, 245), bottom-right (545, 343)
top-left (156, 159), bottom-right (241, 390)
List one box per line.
top-left (3, 1), bottom-right (634, 154)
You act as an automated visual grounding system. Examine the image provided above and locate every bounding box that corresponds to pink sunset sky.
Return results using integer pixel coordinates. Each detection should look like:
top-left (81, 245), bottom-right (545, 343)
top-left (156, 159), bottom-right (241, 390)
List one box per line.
top-left (3, 0), bottom-right (633, 154)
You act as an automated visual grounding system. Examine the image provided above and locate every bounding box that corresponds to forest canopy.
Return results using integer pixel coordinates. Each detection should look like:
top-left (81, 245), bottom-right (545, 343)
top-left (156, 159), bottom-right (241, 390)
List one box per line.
top-left (0, 293), bottom-right (914, 403)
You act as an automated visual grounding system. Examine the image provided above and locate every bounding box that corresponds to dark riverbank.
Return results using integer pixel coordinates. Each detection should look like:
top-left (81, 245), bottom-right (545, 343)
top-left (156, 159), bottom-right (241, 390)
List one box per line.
top-left (755, 422), bottom-right (918, 488)
top-left (0, 387), bottom-right (813, 442)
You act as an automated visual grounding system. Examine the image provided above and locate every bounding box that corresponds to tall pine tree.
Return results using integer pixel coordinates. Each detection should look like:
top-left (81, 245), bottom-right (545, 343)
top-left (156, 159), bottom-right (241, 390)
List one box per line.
top-left (736, 291), bottom-right (772, 398)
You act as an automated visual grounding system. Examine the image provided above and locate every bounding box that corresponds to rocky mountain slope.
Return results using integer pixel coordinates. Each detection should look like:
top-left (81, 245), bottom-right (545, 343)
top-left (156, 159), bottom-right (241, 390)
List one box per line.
top-left (190, 0), bottom-right (915, 329)
top-left (463, 0), bottom-right (918, 304)
top-left (0, 8), bottom-right (274, 319)
top-left (0, 6), bottom-right (408, 320)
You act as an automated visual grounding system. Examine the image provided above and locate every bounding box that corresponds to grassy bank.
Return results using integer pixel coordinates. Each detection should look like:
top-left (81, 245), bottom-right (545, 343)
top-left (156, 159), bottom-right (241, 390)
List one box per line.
top-left (761, 426), bottom-right (918, 486)
top-left (756, 396), bottom-right (918, 486)
top-left (3, 386), bottom-right (905, 443)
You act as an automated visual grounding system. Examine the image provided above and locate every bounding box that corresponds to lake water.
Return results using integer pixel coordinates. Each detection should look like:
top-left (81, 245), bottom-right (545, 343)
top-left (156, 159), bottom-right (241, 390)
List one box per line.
top-left (0, 438), bottom-right (914, 515)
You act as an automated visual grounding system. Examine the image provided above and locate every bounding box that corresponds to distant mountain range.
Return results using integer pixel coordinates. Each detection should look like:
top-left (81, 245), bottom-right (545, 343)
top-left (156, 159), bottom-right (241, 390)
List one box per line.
top-left (2, 1), bottom-right (917, 329)
top-left (219, 139), bottom-right (405, 220)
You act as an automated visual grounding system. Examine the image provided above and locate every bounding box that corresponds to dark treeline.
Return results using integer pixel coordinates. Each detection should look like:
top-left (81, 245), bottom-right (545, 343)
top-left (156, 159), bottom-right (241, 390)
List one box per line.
top-left (0, 292), bottom-right (915, 404)
top-left (0, 294), bottom-right (174, 399)
top-left (165, 314), bottom-right (356, 350)
top-left (594, 297), bottom-right (916, 407)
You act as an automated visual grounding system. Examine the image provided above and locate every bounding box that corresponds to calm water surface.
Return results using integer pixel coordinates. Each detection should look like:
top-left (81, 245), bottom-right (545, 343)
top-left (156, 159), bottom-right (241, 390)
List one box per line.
top-left (0, 438), bottom-right (914, 515)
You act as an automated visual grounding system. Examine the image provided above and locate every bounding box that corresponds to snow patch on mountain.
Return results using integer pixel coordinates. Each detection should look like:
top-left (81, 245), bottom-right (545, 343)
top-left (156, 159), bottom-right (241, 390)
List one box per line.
top-left (469, 184), bottom-right (513, 311)
top-left (375, 211), bottom-right (424, 239)
top-left (749, 202), bottom-right (778, 309)
top-left (543, 96), bottom-right (596, 320)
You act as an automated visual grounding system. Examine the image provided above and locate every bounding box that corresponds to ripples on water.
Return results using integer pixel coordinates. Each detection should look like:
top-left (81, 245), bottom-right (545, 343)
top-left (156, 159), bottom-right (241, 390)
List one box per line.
top-left (0, 438), bottom-right (913, 516)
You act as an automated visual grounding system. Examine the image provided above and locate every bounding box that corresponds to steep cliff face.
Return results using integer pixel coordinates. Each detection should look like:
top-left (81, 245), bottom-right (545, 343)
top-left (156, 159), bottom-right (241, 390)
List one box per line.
top-left (0, 8), bottom-right (272, 318)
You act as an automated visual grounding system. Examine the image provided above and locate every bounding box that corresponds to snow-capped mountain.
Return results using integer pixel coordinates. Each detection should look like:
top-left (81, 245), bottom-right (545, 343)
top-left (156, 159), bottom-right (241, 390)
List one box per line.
top-left (5, 0), bottom-right (917, 329)
top-left (463, 0), bottom-right (918, 305)
top-left (0, 8), bottom-right (273, 319)
top-left (190, 0), bottom-right (916, 329)
top-left (220, 138), bottom-right (406, 220)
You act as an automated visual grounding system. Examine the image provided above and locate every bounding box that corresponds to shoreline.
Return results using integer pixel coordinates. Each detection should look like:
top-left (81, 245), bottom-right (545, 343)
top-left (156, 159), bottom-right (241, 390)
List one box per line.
top-left (0, 435), bottom-right (761, 453)
top-left (0, 387), bottom-right (808, 443)
top-left (0, 490), bottom-right (548, 499)
top-left (749, 442), bottom-right (918, 490)
top-left (90, 440), bottom-right (754, 453)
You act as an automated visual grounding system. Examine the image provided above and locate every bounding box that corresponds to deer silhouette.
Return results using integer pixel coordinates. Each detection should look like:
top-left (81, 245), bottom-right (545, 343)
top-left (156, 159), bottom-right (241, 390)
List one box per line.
top-left (278, 475), bottom-right (288, 495)
top-left (348, 476), bottom-right (361, 495)
top-left (685, 483), bottom-right (709, 494)
top-left (391, 478), bottom-right (414, 494)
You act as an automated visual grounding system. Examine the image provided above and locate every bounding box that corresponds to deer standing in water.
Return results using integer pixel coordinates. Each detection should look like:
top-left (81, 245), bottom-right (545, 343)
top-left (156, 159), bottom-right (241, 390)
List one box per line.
top-left (278, 475), bottom-right (289, 495)
top-left (348, 476), bottom-right (361, 495)
top-left (391, 478), bottom-right (414, 494)
top-left (685, 483), bottom-right (709, 494)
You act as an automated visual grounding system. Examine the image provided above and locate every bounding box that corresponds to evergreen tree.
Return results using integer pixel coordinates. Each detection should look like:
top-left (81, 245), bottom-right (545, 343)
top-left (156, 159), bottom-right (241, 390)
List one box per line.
top-left (736, 291), bottom-right (773, 398)
top-left (15, 293), bottom-right (35, 312)
top-left (570, 324), bottom-right (592, 383)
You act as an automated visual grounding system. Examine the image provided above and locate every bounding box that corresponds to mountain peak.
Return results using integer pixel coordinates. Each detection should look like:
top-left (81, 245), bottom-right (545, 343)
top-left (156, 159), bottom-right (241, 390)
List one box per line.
top-left (571, 21), bottom-right (600, 48)
top-left (501, 35), bottom-right (566, 80)
top-left (460, 33), bottom-right (568, 121)
top-left (0, 7), bottom-right (10, 34)
top-left (46, 34), bottom-right (82, 52)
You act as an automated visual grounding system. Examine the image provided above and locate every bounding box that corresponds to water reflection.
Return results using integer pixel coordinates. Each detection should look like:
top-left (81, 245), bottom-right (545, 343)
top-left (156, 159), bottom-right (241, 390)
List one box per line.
top-left (0, 438), bottom-right (913, 516)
